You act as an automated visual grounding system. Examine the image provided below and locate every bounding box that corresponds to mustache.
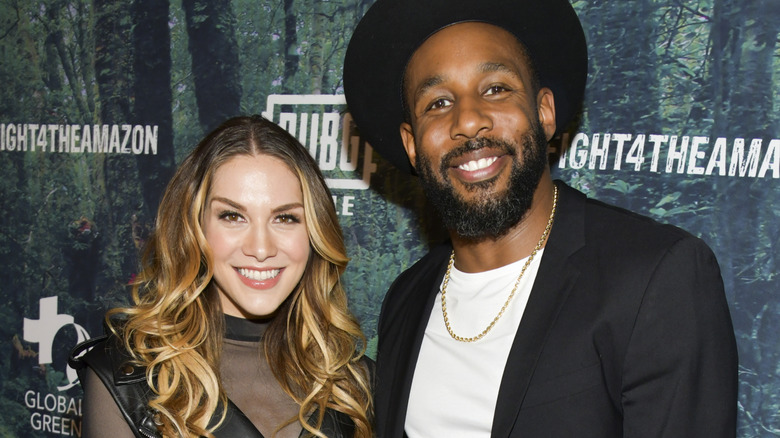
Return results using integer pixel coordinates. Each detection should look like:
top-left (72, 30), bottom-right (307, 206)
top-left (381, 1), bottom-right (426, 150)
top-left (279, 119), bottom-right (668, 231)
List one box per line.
top-left (440, 137), bottom-right (517, 168)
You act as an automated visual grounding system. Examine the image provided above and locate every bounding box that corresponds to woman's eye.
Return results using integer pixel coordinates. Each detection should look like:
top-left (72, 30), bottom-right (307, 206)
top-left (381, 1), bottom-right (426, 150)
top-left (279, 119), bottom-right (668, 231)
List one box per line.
top-left (276, 213), bottom-right (301, 224)
top-left (219, 211), bottom-right (243, 222)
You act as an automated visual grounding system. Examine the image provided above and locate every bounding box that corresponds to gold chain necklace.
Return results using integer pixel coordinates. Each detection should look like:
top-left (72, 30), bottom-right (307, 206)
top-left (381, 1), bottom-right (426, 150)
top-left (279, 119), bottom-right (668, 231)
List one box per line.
top-left (440, 185), bottom-right (558, 342)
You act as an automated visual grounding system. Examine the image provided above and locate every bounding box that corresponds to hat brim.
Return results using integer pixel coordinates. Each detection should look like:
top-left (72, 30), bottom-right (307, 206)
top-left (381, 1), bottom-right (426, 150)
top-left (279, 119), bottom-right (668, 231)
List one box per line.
top-left (344, 0), bottom-right (588, 174)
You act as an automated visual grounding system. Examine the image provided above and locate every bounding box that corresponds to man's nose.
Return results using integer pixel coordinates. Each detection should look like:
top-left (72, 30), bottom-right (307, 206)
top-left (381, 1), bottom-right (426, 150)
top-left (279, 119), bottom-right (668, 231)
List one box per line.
top-left (450, 97), bottom-right (492, 140)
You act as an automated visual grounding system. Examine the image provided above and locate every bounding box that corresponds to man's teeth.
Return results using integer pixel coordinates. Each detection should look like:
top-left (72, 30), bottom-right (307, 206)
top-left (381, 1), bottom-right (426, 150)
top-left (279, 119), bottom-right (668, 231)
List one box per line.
top-left (238, 268), bottom-right (280, 281)
top-left (458, 156), bottom-right (497, 171)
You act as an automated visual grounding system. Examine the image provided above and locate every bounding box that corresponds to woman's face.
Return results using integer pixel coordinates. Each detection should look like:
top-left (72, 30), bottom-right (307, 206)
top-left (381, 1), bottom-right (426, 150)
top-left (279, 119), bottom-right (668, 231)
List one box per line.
top-left (202, 153), bottom-right (311, 319)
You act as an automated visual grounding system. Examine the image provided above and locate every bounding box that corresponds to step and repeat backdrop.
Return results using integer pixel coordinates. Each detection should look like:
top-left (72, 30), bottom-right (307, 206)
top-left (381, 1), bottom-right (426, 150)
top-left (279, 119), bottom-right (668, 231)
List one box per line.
top-left (1, 0), bottom-right (778, 436)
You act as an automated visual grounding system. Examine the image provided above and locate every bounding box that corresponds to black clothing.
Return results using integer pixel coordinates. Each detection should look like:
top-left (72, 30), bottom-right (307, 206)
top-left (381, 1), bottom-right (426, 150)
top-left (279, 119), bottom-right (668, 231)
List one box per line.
top-left (70, 315), bottom-right (357, 437)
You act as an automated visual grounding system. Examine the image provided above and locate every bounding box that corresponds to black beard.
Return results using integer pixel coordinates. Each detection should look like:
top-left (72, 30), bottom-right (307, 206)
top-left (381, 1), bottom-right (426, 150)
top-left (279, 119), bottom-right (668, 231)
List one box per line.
top-left (416, 122), bottom-right (548, 240)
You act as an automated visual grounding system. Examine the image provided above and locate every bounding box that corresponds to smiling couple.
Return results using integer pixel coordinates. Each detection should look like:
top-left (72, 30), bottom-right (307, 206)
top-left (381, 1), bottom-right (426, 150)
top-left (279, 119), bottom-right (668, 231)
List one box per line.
top-left (71, 0), bottom-right (737, 437)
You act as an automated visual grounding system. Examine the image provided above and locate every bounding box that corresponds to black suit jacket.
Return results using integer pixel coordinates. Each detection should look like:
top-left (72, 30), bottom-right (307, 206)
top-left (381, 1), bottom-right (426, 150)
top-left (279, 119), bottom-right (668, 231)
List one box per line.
top-left (375, 181), bottom-right (738, 437)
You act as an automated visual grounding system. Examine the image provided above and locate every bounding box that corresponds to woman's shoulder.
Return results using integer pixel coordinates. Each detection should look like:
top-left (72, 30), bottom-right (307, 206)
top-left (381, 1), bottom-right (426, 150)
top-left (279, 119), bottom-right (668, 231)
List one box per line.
top-left (69, 333), bottom-right (147, 384)
top-left (69, 334), bottom-right (161, 438)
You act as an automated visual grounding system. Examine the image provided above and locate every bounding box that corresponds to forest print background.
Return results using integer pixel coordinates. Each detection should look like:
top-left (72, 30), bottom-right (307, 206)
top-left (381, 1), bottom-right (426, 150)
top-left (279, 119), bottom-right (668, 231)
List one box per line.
top-left (1, 0), bottom-right (779, 436)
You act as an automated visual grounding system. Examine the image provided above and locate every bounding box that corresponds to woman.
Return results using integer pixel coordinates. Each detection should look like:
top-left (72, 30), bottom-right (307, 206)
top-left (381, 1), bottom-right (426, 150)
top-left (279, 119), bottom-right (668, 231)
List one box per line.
top-left (69, 115), bottom-right (373, 438)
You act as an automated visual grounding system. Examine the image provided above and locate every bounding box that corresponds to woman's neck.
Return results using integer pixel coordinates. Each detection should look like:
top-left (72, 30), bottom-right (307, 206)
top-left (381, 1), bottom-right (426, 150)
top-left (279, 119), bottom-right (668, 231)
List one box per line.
top-left (223, 313), bottom-right (271, 342)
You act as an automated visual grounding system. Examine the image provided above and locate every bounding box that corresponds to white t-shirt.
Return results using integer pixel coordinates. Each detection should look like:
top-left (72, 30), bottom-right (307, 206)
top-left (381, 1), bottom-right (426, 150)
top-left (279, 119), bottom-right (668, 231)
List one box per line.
top-left (405, 251), bottom-right (543, 438)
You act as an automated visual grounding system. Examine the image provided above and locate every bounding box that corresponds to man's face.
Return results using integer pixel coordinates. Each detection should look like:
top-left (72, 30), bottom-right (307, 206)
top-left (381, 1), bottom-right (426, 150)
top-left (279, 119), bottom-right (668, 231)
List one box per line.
top-left (400, 22), bottom-right (556, 239)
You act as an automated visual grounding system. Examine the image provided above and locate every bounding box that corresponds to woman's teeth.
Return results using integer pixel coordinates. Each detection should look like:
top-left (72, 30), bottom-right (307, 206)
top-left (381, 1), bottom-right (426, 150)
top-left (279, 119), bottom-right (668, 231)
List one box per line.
top-left (238, 268), bottom-right (280, 280)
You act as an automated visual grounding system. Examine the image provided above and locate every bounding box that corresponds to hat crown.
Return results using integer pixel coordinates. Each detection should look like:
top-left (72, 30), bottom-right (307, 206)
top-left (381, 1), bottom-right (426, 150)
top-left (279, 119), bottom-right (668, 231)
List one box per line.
top-left (344, 0), bottom-right (588, 173)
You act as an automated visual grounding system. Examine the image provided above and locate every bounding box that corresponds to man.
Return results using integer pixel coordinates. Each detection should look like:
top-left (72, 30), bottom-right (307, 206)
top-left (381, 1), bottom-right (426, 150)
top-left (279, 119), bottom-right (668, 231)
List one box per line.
top-left (343, 0), bottom-right (738, 436)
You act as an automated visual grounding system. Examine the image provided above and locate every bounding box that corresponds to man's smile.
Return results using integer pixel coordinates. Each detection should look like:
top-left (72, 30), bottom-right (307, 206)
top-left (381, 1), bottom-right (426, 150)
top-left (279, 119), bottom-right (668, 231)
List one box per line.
top-left (446, 146), bottom-right (512, 184)
top-left (457, 156), bottom-right (498, 172)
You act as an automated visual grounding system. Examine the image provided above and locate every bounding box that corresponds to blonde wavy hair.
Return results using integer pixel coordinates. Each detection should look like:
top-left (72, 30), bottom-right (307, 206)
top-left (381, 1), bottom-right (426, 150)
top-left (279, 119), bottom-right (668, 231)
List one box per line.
top-left (107, 115), bottom-right (373, 437)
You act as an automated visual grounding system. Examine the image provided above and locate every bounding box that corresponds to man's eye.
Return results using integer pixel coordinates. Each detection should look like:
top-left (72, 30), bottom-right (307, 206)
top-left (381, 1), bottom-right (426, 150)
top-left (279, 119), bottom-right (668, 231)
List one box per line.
top-left (485, 85), bottom-right (509, 95)
top-left (426, 98), bottom-right (451, 111)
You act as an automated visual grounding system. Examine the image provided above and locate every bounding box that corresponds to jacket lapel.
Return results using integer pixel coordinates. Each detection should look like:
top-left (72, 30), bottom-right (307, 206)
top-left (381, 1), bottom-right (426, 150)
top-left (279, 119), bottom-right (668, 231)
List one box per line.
top-left (379, 244), bottom-right (451, 438)
top-left (491, 182), bottom-right (586, 438)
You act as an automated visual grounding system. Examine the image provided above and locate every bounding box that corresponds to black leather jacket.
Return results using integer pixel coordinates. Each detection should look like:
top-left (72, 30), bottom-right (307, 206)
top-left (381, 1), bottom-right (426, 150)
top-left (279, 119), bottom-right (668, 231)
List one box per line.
top-left (69, 335), bottom-right (357, 438)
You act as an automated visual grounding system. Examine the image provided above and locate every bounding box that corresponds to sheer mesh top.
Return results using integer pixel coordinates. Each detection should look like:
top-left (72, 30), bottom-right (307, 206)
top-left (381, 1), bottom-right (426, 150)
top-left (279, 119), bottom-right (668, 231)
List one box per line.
top-left (81, 314), bottom-right (302, 438)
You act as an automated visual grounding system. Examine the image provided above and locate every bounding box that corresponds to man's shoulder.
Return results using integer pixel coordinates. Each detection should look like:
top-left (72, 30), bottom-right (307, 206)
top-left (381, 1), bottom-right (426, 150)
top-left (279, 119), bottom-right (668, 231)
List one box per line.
top-left (390, 243), bottom-right (451, 288)
top-left (378, 244), bottom-right (450, 321)
top-left (560, 183), bottom-right (698, 244)
top-left (556, 182), bottom-right (716, 266)
top-left (559, 185), bottom-right (714, 274)
top-left (587, 196), bottom-right (687, 234)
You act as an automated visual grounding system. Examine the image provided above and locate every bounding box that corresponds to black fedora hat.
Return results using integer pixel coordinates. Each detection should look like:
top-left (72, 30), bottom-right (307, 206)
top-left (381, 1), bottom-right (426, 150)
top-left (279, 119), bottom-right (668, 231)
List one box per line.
top-left (344, 0), bottom-right (588, 174)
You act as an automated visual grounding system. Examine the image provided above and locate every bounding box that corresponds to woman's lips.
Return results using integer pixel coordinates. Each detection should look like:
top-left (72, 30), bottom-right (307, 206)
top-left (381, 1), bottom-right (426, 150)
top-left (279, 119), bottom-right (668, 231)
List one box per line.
top-left (236, 267), bottom-right (283, 289)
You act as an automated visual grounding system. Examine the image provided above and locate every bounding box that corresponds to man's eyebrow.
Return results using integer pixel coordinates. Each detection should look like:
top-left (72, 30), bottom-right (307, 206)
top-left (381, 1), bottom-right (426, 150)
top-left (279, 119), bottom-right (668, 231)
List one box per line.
top-left (412, 62), bottom-right (521, 102)
top-left (479, 62), bottom-right (520, 78)
top-left (413, 75), bottom-right (445, 103)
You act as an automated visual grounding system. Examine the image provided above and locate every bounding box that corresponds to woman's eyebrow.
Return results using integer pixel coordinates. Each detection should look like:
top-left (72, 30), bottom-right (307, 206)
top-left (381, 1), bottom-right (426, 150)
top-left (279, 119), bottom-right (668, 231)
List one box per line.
top-left (209, 196), bottom-right (246, 212)
top-left (272, 202), bottom-right (304, 214)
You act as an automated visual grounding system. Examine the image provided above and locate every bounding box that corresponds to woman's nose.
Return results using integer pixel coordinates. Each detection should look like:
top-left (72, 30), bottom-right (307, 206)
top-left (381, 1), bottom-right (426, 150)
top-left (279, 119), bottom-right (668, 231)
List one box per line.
top-left (243, 225), bottom-right (278, 261)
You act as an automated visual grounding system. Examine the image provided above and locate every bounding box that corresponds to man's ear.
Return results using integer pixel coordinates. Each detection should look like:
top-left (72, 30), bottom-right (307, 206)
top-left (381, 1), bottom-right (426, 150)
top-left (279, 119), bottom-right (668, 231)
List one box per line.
top-left (537, 88), bottom-right (556, 141)
top-left (400, 122), bottom-right (417, 169)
